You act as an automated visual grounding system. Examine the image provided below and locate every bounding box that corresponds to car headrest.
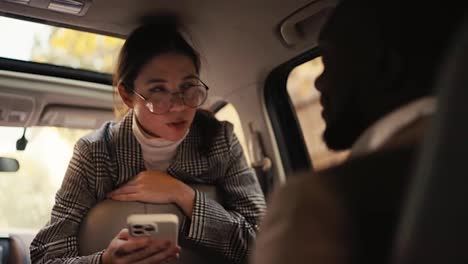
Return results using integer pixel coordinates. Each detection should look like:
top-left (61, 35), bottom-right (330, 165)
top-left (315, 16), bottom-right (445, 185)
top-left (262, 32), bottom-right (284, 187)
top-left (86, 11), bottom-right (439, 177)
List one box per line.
top-left (78, 184), bottom-right (222, 263)
top-left (392, 15), bottom-right (468, 264)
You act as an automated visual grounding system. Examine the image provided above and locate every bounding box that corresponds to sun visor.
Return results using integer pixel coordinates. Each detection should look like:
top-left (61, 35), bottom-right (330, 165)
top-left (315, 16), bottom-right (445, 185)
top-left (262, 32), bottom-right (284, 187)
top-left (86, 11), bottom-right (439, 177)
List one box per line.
top-left (0, 93), bottom-right (34, 127)
top-left (39, 105), bottom-right (114, 129)
top-left (3, 0), bottom-right (92, 16)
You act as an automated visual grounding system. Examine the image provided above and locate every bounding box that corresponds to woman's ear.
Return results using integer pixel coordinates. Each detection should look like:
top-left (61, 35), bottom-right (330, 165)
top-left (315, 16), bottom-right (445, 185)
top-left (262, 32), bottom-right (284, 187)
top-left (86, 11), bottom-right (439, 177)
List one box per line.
top-left (118, 83), bottom-right (134, 108)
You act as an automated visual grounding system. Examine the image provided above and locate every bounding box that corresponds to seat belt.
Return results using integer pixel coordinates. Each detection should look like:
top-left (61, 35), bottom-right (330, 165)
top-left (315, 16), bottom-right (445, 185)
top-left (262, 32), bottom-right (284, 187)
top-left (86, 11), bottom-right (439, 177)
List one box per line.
top-left (248, 123), bottom-right (273, 199)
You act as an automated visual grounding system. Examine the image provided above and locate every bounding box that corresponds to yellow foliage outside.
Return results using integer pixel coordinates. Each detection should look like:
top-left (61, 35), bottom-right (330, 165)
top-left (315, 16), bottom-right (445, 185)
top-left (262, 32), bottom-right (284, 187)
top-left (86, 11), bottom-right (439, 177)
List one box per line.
top-left (32, 28), bottom-right (124, 74)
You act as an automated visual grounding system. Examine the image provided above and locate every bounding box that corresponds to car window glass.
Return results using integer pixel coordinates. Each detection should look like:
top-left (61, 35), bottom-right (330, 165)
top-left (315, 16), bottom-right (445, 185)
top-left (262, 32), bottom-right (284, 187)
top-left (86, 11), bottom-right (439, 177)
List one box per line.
top-left (287, 57), bottom-right (349, 170)
top-left (0, 16), bottom-right (124, 74)
top-left (0, 126), bottom-right (91, 231)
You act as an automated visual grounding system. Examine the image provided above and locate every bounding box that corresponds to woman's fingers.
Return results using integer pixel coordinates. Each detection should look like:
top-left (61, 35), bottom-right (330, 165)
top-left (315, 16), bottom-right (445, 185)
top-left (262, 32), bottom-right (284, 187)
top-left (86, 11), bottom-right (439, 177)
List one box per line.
top-left (109, 192), bottom-right (141, 201)
top-left (134, 242), bottom-right (180, 264)
top-left (117, 228), bottom-right (130, 239)
top-left (115, 237), bottom-right (151, 256)
top-left (102, 229), bottom-right (152, 264)
top-left (121, 240), bottom-right (176, 263)
top-left (107, 184), bottom-right (140, 197)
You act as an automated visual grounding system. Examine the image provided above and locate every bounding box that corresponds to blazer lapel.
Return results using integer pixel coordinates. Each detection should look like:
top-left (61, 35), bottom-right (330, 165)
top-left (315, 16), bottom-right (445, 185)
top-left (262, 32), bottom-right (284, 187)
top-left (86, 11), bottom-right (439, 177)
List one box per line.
top-left (168, 118), bottom-right (209, 184)
top-left (112, 110), bottom-right (145, 186)
top-left (111, 110), bottom-right (211, 185)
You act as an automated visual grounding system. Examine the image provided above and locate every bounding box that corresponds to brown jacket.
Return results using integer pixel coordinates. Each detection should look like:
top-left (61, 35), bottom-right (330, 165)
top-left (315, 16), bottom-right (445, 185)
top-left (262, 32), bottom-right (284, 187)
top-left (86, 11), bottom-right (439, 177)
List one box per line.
top-left (253, 116), bottom-right (430, 264)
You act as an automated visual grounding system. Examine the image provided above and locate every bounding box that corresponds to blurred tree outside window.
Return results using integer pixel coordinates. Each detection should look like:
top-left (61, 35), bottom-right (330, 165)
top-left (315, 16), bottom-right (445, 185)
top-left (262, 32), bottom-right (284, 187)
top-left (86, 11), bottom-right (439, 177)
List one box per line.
top-left (0, 16), bottom-right (124, 74)
top-left (0, 16), bottom-right (124, 233)
top-left (31, 28), bottom-right (124, 73)
top-left (0, 127), bottom-right (92, 231)
top-left (287, 57), bottom-right (349, 170)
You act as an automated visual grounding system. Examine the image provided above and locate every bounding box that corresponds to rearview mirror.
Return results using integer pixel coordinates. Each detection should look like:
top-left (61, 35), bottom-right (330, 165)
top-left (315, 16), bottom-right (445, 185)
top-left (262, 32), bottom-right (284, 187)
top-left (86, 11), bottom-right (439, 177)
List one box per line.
top-left (0, 157), bottom-right (19, 172)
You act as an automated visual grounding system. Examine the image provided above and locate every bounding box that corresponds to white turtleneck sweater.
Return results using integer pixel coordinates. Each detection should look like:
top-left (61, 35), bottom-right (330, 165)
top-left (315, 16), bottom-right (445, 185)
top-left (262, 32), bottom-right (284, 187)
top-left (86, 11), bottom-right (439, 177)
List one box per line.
top-left (132, 115), bottom-right (188, 171)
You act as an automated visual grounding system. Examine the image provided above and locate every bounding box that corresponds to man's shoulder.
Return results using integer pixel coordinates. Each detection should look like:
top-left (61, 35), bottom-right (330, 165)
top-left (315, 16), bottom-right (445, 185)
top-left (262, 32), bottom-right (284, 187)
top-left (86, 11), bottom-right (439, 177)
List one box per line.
top-left (260, 144), bottom-right (421, 263)
top-left (322, 144), bottom-right (418, 185)
top-left (277, 144), bottom-right (420, 212)
top-left (309, 145), bottom-right (418, 211)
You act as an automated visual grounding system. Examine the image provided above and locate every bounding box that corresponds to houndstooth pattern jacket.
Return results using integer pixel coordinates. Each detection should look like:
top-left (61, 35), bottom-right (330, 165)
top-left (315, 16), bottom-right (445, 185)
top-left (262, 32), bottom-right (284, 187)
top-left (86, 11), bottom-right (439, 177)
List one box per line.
top-left (30, 110), bottom-right (267, 264)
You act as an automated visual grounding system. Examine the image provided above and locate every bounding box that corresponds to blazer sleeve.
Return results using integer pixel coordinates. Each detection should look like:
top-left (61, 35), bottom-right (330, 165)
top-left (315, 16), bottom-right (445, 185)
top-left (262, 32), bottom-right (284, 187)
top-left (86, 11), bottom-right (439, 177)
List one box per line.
top-left (30, 138), bottom-right (104, 264)
top-left (182, 132), bottom-right (267, 264)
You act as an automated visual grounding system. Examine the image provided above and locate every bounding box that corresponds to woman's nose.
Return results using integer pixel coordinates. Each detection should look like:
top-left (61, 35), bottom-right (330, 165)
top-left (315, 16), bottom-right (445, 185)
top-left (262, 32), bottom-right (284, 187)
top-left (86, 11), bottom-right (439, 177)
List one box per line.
top-left (169, 93), bottom-right (186, 112)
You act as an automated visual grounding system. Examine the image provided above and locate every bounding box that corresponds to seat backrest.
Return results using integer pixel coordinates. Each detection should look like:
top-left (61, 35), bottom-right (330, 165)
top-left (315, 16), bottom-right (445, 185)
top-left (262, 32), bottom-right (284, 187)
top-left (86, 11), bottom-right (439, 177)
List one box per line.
top-left (78, 184), bottom-right (223, 263)
top-left (391, 15), bottom-right (468, 264)
top-left (0, 235), bottom-right (30, 264)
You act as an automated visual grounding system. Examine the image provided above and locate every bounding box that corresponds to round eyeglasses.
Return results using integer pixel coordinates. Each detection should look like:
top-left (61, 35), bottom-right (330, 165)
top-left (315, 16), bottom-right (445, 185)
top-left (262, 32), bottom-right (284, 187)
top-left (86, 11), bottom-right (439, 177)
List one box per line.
top-left (133, 81), bottom-right (209, 115)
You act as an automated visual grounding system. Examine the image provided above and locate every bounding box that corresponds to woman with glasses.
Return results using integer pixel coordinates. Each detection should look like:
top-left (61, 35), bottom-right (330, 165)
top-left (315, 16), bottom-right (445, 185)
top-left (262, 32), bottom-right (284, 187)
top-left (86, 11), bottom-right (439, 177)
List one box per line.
top-left (31, 15), bottom-right (266, 264)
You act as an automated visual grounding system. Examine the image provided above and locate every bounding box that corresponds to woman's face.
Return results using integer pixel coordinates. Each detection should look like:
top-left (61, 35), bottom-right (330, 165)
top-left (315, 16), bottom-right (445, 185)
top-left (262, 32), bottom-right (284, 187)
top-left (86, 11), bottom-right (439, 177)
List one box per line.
top-left (120, 53), bottom-right (199, 141)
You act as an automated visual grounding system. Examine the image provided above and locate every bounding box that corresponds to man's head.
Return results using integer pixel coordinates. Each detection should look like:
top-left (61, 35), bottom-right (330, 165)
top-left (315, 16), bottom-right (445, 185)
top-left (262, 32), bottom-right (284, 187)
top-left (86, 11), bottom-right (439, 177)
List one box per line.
top-left (315, 0), bottom-right (465, 150)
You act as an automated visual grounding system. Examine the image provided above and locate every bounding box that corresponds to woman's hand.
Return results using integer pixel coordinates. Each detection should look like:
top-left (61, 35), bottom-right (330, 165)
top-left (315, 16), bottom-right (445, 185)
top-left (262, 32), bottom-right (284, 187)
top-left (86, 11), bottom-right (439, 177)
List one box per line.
top-left (107, 171), bottom-right (195, 217)
top-left (101, 228), bottom-right (180, 264)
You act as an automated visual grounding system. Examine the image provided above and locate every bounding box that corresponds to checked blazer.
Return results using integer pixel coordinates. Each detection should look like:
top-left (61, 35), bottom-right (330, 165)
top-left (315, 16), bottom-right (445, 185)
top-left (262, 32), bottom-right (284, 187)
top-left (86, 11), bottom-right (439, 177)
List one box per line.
top-left (30, 110), bottom-right (267, 264)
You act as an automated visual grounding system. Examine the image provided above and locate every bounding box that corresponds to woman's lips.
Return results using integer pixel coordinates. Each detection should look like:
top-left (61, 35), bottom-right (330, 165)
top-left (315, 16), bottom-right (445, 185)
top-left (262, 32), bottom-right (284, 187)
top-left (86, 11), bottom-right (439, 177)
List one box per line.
top-left (167, 120), bottom-right (188, 130)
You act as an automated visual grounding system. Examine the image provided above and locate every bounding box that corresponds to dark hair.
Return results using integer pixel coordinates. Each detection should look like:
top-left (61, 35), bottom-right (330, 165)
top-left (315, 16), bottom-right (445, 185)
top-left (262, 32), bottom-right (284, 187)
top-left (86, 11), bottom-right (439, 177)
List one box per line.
top-left (113, 14), bottom-right (201, 93)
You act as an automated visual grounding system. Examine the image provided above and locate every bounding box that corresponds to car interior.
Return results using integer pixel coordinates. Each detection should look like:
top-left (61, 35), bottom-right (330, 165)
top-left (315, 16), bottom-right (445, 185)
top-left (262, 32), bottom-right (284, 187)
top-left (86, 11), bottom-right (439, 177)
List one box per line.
top-left (0, 0), bottom-right (466, 263)
top-left (391, 17), bottom-right (468, 263)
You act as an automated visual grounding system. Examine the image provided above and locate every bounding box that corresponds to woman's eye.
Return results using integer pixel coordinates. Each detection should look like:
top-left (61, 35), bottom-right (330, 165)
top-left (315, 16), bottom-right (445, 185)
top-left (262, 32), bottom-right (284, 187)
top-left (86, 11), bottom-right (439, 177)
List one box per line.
top-left (180, 82), bottom-right (198, 91)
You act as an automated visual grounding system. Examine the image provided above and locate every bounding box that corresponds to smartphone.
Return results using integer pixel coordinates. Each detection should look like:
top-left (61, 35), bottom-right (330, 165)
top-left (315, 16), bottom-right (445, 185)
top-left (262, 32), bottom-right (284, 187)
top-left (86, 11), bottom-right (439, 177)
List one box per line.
top-left (127, 214), bottom-right (179, 245)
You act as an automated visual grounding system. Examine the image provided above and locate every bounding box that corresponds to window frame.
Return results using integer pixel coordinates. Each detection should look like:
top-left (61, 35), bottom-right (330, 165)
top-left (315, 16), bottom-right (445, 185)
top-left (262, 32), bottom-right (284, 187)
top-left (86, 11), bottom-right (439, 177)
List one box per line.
top-left (0, 58), bottom-right (112, 85)
top-left (264, 48), bottom-right (321, 175)
top-left (0, 13), bottom-right (122, 85)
